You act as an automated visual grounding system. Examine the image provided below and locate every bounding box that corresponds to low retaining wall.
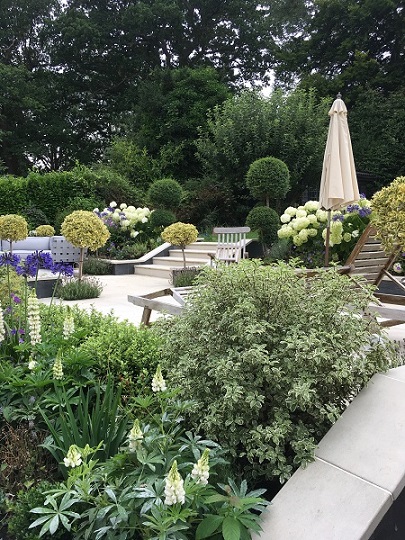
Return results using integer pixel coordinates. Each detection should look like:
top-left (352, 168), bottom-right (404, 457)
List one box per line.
top-left (255, 366), bottom-right (405, 539)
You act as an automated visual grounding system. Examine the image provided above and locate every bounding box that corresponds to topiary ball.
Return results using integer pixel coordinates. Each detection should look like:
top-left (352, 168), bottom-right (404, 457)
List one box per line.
top-left (161, 222), bottom-right (198, 247)
top-left (147, 178), bottom-right (183, 210)
top-left (246, 206), bottom-right (280, 246)
top-left (246, 157), bottom-right (290, 202)
top-left (61, 210), bottom-right (110, 250)
top-left (0, 214), bottom-right (28, 241)
top-left (35, 224), bottom-right (55, 237)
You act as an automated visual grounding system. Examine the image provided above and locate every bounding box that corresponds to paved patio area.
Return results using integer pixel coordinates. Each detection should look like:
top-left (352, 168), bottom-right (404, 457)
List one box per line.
top-left (39, 274), bottom-right (172, 325)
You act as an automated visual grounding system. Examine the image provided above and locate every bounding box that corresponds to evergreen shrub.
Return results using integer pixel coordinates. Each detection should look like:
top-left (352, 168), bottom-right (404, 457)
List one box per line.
top-left (147, 178), bottom-right (183, 210)
top-left (246, 206), bottom-right (280, 248)
top-left (156, 260), bottom-right (401, 483)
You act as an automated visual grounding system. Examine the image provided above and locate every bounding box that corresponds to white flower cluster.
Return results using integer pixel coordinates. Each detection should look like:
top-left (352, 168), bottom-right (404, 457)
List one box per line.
top-left (0, 302), bottom-right (5, 342)
top-left (128, 419), bottom-right (143, 451)
top-left (164, 461), bottom-right (185, 505)
top-left (278, 201), bottom-right (324, 247)
top-left (53, 350), bottom-right (64, 380)
top-left (27, 292), bottom-right (41, 345)
top-left (191, 449), bottom-right (210, 485)
top-left (63, 313), bottom-right (75, 339)
top-left (64, 445), bottom-right (82, 468)
top-left (152, 365), bottom-right (167, 392)
top-left (95, 202), bottom-right (152, 238)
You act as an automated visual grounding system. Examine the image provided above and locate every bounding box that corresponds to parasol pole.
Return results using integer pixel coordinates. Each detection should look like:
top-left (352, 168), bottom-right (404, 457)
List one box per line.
top-left (324, 209), bottom-right (331, 267)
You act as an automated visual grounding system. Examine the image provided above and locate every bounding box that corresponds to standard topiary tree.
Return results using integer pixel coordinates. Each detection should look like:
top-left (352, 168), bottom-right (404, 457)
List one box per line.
top-left (246, 206), bottom-right (280, 252)
top-left (161, 222), bottom-right (198, 268)
top-left (0, 214), bottom-right (28, 253)
top-left (61, 210), bottom-right (110, 280)
top-left (246, 157), bottom-right (290, 207)
top-left (147, 178), bottom-right (183, 211)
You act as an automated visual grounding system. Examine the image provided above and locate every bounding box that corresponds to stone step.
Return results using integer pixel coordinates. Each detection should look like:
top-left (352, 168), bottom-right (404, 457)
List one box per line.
top-left (134, 264), bottom-right (172, 279)
top-left (170, 248), bottom-right (215, 260)
top-left (153, 256), bottom-right (207, 268)
top-left (185, 241), bottom-right (217, 252)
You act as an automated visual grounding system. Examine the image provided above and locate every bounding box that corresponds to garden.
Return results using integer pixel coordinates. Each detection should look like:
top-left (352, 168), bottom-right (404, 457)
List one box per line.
top-left (1, 177), bottom-right (405, 539)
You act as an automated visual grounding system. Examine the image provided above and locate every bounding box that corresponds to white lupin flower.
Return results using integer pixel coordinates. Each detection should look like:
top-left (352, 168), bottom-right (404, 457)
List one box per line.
top-left (64, 445), bottom-right (83, 468)
top-left (191, 449), bottom-right (210, 485)
top-left (53, 351), bottom-right (64, 380)
top-left (27, 292), bottom-right (41, 346)
top-left (0, 302), bottom-right (5, 342)
top-left (63, 313), bottom-right (75, 339)
top-left (28, 358), bottom-right (37, 370)
top-left (128, 419), bottom-right (143, 451)
top-left (164, 461), bottom-right (185, 505)
top-left (152, 365), bottom-right (167, 392)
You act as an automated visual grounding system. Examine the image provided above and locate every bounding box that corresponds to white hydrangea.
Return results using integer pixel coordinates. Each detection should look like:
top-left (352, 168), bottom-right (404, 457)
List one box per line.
top-left (296, 209), bottom-right (307, 218)
top-left (304, 200), bottom-right (320, 212)
top-left (277, 225), bottom-right (294, 239)
top-left (110, 201), bottom-right (117, 208)
top-left (316, 209), bottom-right (328, 223)
top-left (307, 214), bottom-right (318, 225)
top-left (280, 213), bottom-right (291, 223)
top-left (285, 207), bottom-right (297, 217)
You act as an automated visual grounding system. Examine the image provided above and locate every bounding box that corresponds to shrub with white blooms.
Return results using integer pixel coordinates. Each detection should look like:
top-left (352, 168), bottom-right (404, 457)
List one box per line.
top-left (94, 202), bottom-right (152, 239)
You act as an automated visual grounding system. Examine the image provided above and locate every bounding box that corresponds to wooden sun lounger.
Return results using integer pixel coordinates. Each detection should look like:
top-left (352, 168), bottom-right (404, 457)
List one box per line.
top-left (127, 286), bottom-right (194, 326)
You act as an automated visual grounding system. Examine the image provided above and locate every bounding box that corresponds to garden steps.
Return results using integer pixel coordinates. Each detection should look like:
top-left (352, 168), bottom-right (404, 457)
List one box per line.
top-left (133, 241), bottom-right (217, 279)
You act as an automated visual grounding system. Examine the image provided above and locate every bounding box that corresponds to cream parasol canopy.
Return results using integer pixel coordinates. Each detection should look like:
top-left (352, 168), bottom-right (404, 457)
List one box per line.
top-left (319, 93), bottom-right (360, 265)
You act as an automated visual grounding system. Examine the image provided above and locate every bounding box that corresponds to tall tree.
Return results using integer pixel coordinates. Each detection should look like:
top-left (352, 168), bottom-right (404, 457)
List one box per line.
top-left (275, 0), bottom-right (405, 98)
top-left (196, 88), bottom-right (329, 208)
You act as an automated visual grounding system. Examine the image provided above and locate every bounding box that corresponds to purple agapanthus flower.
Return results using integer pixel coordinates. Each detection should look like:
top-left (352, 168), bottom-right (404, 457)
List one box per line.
top-left (358, 207), bottom-right (372, 218)
top-left (52, 261), bottom-right (74, 277)
top-left (332, 214), bottom-right (345, 222)
top-left (346, 204), bottom-right (360, 213)
top-left (12, 295), bottom-right (22, 304)
top-left (0, 252), bottom-right (21, 268)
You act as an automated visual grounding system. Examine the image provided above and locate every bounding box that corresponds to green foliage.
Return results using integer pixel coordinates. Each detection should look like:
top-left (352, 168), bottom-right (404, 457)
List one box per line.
top-left (103, 138), bottom-right (161, 191)
top-left (21, 207), bottom-right (50, 230)
top-left (147, 178), bottom-right (183, 210)
top-left (40, 379), bottom-right (130, 476)
top-left (155, 260), bottom-right (401, 483)
top-left (26, 170), bottom-right (98, 226)
top-left (371, 176), bottom-right (405, 253)
top-left (55, 277), bottom-right (103, 300)
top-left (171, 267), bottom-right (202, 288)
top-left (78, 321), bottom-right (161, 394)
top-left (7, 481), bottom-right (69, 540)
top-left (130, 67), bottom-right (231, 181)
top-left (196, 88), bottom-right (329, 221)
top-left (82, 257), bottom-right (112, 275)
top-left (246, 157), bottom-right (290, 205)
top-left (149, 208), bottom-right (177, 229)
top-left (0, 176), bottom-right (29, 215)
top-left (29, 389), bottom-right (268, 539)
top-left (246, 206), bottom-right (280, 248)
